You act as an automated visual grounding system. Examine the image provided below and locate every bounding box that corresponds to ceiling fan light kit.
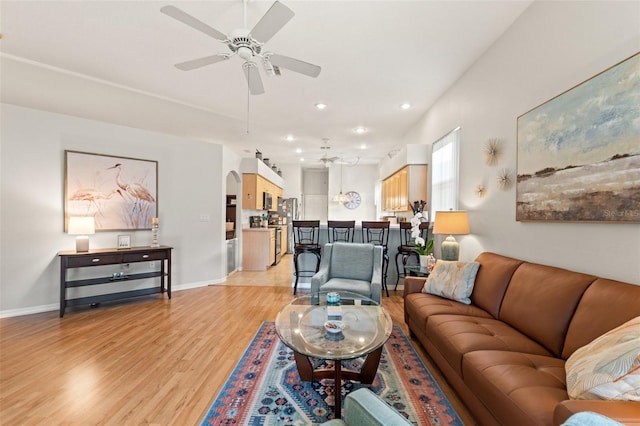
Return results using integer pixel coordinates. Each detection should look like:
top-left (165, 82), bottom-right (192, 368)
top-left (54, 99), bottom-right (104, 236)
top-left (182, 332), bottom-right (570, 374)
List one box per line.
top-left (161, 1), bottom-right (321, 96)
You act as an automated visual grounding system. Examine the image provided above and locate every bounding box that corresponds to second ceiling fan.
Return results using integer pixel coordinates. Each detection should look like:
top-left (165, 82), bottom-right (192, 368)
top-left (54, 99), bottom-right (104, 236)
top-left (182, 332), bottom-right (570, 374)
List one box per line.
top-left (161, 0), bottom-right (321, 95)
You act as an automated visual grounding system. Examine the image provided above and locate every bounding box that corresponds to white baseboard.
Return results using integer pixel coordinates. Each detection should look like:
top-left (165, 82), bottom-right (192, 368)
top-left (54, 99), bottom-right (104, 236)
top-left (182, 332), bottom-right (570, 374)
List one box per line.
top-left (0, 304), bottom-right (60, 319)
top-left (0, 278), bottom-right (228, 319)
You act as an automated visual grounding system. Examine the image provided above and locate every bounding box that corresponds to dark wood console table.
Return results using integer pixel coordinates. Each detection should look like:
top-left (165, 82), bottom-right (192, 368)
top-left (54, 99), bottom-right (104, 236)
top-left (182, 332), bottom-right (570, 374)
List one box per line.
top-left (59, 245), bottom-right (172, 317)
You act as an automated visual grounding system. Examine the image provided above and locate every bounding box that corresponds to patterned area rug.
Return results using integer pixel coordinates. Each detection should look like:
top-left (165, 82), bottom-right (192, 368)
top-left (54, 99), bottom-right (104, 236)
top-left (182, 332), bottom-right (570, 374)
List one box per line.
top-left (201, 322), bottom-right (462, 425)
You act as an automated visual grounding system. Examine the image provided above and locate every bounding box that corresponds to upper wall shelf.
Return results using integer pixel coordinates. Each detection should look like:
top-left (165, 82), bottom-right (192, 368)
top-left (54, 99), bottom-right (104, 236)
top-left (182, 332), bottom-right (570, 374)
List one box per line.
top-left (240, 158), bottom-right (284, 188)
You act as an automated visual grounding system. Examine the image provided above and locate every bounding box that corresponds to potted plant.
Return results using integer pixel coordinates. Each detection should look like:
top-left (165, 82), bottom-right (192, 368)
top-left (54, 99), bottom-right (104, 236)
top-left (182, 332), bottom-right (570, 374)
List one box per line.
top-left (410, 212), bottom-right (435, 268)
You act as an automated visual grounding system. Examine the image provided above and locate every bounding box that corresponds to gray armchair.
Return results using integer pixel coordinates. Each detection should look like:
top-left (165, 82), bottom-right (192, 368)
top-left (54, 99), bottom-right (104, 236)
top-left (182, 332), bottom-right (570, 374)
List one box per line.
top-left (311, 243), bottom-right (383, 304)
top-left (320, 388), bottom-right (412, 426)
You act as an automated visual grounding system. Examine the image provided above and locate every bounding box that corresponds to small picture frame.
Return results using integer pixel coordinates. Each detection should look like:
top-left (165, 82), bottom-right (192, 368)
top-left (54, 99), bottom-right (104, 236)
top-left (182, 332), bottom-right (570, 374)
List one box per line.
top-left (117, 235), bottom-right (131, 249)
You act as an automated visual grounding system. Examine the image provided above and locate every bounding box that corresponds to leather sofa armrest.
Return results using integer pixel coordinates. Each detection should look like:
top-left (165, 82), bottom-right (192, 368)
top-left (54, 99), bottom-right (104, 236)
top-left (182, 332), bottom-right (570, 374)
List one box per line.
top-left (554, 400), bottom-right (640, 426)
top-left (403, 276), bottom-right (427, 297)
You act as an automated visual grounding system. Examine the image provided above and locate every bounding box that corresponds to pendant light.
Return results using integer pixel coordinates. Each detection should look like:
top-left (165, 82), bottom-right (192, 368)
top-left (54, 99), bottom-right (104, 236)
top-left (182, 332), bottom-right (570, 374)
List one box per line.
top-left (333, 160), bottom-right (348, 204)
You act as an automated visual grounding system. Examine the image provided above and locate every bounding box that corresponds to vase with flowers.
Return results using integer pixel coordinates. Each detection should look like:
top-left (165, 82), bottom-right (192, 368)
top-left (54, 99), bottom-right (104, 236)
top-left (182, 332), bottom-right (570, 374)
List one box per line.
top-left (410, 211), bottom-right (435, 270)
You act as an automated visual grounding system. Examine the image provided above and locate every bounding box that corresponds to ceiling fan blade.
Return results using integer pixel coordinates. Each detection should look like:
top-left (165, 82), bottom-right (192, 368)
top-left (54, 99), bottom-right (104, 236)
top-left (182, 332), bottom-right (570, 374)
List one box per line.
top-left (175, 54), bottom-right (229, 71)
top-left (243, 63), bottom-right (265, 95)
top-left (161, 6), bottom-right (227, 41)
top-left (269, 54), bottom-right (321, 78)
top-left (250, 1), bottom-right (294, 43)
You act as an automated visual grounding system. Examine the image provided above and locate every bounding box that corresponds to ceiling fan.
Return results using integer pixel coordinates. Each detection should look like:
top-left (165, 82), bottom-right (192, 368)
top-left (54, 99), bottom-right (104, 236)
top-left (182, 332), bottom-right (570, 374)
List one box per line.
top-left (318, 138), bottom-right (338, 167)
top-left (319, 155), bottom-right (340, 167)
top-left (161, 0), bottom-right (321, 95)
top-left (317, 139), bottom-right (359, 167)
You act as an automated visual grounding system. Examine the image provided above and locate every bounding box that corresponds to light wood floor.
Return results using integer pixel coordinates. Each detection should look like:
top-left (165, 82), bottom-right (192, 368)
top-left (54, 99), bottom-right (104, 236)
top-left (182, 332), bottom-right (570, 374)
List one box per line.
top-left (0, 253), bottom-right (476, 425)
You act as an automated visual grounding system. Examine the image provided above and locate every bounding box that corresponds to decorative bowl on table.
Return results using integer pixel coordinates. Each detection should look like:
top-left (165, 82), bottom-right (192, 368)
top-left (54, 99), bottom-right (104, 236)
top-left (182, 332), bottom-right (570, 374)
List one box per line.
top-left (324, 320), bottom-right (344, 334)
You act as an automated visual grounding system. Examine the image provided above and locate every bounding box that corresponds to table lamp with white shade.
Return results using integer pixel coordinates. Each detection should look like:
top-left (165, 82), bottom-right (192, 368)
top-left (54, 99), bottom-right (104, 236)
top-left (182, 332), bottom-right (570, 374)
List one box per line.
top-left (68, 216), bottom-right (95, 252)
top-left (433, 211), bottom-right (470, 261)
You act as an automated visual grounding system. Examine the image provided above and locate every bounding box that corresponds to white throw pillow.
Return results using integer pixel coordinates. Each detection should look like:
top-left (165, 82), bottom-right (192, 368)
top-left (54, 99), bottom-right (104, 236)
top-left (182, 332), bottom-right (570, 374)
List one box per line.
top-left (565, 316), bottom-right (640, 401)
top-left (422, 260), bottom-right (479, 304)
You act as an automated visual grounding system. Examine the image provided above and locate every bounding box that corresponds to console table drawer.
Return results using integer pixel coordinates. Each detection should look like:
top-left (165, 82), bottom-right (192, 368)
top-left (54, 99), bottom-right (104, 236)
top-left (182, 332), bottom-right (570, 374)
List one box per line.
top-left (122, 251), bottom-right (167, 262)
top-left (67, 254), bottom-right (123, 268)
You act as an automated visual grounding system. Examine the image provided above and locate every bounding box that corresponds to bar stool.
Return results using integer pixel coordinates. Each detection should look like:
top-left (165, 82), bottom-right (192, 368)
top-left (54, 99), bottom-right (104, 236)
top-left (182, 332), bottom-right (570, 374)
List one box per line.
top-left (361, 221), bottom-right (390, 297)
top-left (292, 220), bottom-right (322, 295)
top-left (327, 220), bottom-right (356, 243)
top-left (395, 221), bottom-right (430, 290)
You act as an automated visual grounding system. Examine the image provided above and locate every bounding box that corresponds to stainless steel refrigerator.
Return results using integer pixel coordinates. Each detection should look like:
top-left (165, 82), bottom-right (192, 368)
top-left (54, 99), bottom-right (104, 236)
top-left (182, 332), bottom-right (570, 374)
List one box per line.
top-left (279, 198), bottom-right (298, 254)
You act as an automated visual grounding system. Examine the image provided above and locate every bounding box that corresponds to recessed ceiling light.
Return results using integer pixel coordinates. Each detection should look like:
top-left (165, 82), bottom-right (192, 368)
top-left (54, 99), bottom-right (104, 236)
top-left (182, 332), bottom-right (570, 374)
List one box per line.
top-left (299, 157), bottom-right (305, 162)
top-left (360, 144), bottom-right (367, 150)
top-left (315, 103), bottom-right (327, 110)
top-left (354, 126), bottom-right (367, 134)
top-left (285, 134), bottom-right (295, 142)
top-left (295, 148), bottom-right (302, 154)
top-left (400, 103), bottom-right (412, 110)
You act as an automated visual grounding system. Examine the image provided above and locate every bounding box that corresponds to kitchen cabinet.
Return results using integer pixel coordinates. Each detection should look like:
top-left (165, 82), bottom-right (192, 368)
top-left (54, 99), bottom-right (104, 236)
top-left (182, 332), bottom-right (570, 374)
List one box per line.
top-left (242, 228), bottom-right (276, 271)
top-left (381, 165), bottom-right (427, 212)
top-left (242, 174), bottom-right (283, 210)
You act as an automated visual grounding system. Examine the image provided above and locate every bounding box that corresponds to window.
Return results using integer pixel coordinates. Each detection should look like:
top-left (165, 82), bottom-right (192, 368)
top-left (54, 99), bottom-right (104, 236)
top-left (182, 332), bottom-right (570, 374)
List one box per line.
top-left (430, 127), bottom-right (460, 221)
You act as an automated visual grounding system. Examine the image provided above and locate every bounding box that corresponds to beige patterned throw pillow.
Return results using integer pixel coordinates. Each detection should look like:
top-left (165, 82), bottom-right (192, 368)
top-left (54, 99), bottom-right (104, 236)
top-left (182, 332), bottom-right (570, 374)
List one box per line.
top-left (566, 316), bottom-right (640, 401)
top-left (422, 260), bottom-right (479, 304)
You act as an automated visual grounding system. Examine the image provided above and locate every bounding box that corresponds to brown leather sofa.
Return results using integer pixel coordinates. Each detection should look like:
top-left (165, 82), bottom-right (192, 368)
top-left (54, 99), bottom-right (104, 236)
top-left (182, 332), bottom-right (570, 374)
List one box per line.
top-left (403, 252), bottom-right (640, 426)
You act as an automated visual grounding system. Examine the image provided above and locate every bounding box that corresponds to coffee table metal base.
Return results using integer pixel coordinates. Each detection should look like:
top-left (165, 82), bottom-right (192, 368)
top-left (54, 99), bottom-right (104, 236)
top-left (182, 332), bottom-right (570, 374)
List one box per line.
top-left (292, 347), bottom-right (383, 419)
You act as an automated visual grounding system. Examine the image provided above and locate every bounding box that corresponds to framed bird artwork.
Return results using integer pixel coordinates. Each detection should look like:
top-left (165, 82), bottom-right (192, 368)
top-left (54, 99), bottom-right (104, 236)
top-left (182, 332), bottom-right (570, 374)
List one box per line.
top-left (64, 150), bottom-right (158, 231)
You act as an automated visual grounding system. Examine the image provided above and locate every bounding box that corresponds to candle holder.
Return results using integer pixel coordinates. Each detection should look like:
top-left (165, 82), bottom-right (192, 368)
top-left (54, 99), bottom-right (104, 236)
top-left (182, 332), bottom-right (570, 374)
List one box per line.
top-left (151, 217), bottom-right (159, 247)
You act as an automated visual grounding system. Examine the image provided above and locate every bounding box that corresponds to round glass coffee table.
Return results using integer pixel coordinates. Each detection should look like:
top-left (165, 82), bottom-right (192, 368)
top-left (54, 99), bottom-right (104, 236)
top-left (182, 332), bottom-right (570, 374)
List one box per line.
top-left (274, 291), bottom-right (393, 419)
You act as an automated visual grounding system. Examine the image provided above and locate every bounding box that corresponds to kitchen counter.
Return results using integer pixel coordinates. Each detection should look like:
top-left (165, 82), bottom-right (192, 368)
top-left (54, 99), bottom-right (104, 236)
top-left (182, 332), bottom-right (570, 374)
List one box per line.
top-left (243, 227), bottom-right (272, 232)
top-left (242, 228), bottom-right (277, 270)
top-left (243, 225), bottom-right (283, 231)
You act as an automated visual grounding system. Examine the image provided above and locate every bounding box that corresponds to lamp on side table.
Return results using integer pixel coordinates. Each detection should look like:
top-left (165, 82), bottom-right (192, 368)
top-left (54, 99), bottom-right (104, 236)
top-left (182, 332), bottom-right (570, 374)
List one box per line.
top-left (433, 211), bottom-right (470, 261)
top-left (68, 216), bottom-right (95, 252)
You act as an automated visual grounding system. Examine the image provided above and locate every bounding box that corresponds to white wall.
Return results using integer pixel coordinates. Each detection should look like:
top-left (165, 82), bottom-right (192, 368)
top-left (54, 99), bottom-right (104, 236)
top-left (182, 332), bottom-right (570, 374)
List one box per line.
top-left (403, 1), bottom-right (640, 284)
top-left (279, 163), bottom-right (302, 200)
top-left (1, 104), bottom-right (239, 316)
top-left (328, 164), bottom-right (379, 221)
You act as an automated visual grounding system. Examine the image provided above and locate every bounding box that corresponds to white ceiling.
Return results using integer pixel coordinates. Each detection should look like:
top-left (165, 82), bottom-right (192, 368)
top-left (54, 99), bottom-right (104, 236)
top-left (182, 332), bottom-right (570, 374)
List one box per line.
top-left (0, 0), bottom-right (532, 168)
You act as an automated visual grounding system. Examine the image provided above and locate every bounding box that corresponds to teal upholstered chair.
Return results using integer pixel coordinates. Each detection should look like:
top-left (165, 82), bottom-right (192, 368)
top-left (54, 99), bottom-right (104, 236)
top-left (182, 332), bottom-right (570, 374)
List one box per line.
top-left (320, 388), bottom-right (412, 426)
top-left (311, 243), bottom-right (383, 304)
top-left (561, 412), bottom-right (623, 426)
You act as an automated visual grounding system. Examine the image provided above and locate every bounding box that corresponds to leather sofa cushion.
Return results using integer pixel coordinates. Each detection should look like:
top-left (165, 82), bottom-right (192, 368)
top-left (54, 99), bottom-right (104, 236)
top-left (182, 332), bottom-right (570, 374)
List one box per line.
top-left (426, 314), bottom-right (553, 376)
top-left (404, 292), bottom-right (493, 325)
top-left (463, 350), bottom-right (568, 426)
top-left (471, 252), bottom-right (524, 318)
top-left (563, 278), bottom-right (640, 359)
top-left (499, 262), bottom-right (596, 357)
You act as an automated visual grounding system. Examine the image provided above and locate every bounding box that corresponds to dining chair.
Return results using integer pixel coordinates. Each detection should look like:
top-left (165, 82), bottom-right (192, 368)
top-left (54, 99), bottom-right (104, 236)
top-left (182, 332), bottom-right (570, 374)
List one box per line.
top-left (395, 221), bottom-right (430, 290)
top-left (292, 220), bottom-right (322, 295)
top-left (327, 220), bottom-right (356, 243)
top-left (361, 221), bottom-right (390, 297)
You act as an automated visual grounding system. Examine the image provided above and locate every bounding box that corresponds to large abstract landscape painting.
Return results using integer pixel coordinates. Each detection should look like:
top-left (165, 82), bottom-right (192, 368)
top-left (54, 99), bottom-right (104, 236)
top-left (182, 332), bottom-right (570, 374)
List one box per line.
top-left (516, 53), bottom-right (640, 222)
top-left (65, 151), bottom-right (158, 231)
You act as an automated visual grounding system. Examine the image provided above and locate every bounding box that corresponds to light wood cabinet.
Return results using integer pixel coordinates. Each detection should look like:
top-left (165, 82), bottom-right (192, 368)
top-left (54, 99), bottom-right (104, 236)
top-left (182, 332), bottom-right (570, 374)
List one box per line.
top-left (242, 174), bottom-right (283, 210)
top-left (381, 165), bottom-right (427, 212)
top-left (242, 228), bottom-right (275, 271)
